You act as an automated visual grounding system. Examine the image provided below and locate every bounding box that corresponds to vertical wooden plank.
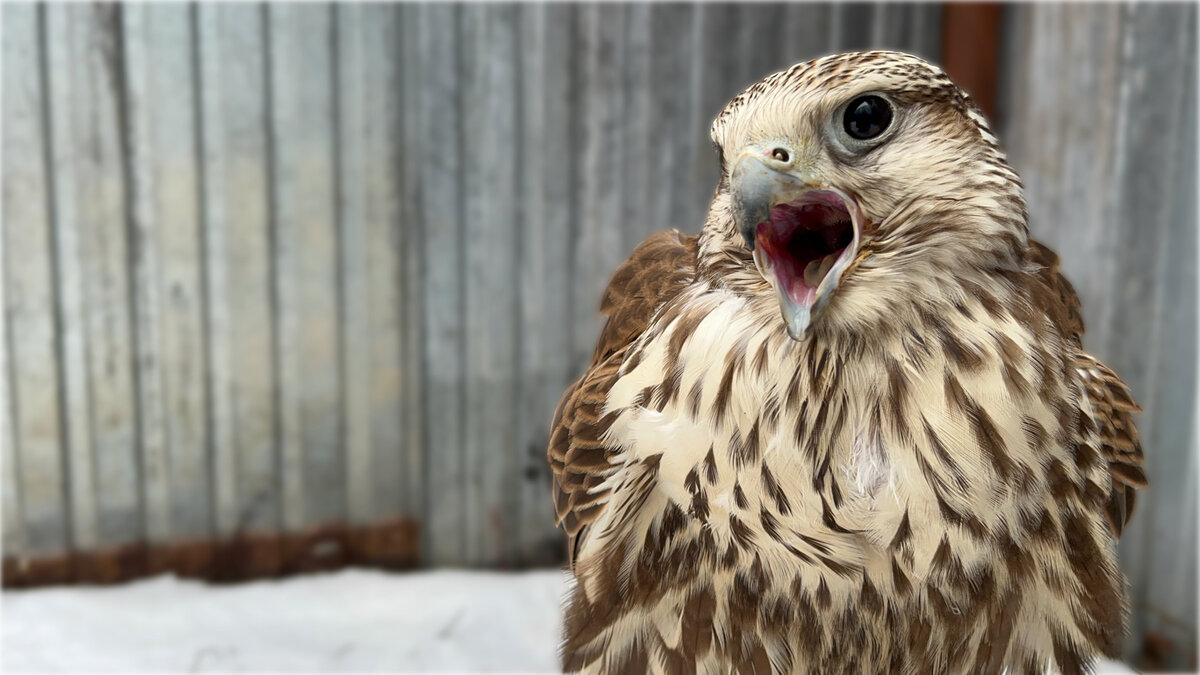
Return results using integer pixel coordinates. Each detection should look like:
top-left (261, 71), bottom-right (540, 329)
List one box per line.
top-left (357, 5), bottom-right (405, 524)
top-left (573, 4), bottom-right (628, 371)
top-left (267, 4), bottom-right (345, 531)
top-left (734, 4), bottom-right (786, 90)
top-left (216, 4), bottom-right (277, 536)
top-left (43, 4), bottom-right (99, 552)
top-left (416, 3), bottom-right (465, 566)
top-left (395, 4), bottom-right (425, 522)
top-left (461, 3), bottom-right (520, 567)
top-left (622, 4), bottom-right (653, 248)
top-left (121, 3), bottom-right (173, 545)
top-left (781, 4), bottom-right (834, 65)
top-left (66, 4), bottom-right (141, 548)
top-left (651, 4), bottom-right (704, 237)
top-left (4, 3), bottom-right (68, 557)
top-left (1, 314), bottom-right (23, 558)
top-left (266, 3), bottom-right (305, 534)
top-left (832, 3), bottom-right (875, 52)
top-left (906, 3), bottom-right (944, 63)
top-left (294, 4), bottom-right (342, 530)
top-left (689, 3), bottom-right (741, 232)
top-left (515, 3), bottom-right (577, 565)
top-left (1, 3), bottom-right (43, 559)
top-left (939, 3), bottom-right (1002, 119)
top-left (334, 3), bottom-right (373, 525)
top-left (194, 4), bottom-right (238, 539)
top-left (143, 4), bottom-right (211, 541)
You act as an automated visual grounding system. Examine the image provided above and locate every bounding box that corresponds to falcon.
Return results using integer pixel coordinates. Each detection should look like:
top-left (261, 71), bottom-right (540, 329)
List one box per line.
top-left (548, 51), bottom-right (1147, 674)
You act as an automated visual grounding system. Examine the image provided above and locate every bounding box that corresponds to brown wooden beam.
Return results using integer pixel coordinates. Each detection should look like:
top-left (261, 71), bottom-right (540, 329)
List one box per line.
top-left (2, 517), bottom-right (420, 588)
top-left (940, 3), bottom-right (1004, 121)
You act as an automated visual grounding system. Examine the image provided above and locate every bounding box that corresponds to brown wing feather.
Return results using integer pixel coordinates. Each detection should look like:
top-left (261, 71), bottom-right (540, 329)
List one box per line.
top-left (1029, 238), bottom-right (1147, 536)
top-left (549, 230), bottom-right (699, 566)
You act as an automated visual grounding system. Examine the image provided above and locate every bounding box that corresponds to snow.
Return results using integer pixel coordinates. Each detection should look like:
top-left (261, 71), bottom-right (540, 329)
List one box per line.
top-left (1, 567), bottom-right (1139, 674)
top-left (2, 569), bottom-right (570, 673)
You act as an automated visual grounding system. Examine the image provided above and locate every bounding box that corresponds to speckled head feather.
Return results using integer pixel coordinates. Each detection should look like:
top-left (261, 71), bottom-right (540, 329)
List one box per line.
top-left (549, 50), bottom-right (1145, 675)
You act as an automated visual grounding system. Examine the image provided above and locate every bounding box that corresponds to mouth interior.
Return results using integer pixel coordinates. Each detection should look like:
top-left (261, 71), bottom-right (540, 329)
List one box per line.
top-left (754, 191), bottom-right (855, 308)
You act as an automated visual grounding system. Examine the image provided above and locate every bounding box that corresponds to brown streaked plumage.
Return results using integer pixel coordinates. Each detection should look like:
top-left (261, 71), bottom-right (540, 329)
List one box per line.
top-left (548, 51), bottom-right (1146, 674)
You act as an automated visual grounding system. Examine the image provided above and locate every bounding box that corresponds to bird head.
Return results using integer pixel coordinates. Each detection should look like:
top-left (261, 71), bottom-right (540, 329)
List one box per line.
top-left (704, 51), bottom-right (1028, 341)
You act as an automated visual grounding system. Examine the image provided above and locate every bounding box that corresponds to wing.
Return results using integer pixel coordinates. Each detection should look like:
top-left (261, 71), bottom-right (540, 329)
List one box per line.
top-left (548, 230), bottom-right (699, 567)
top-left (1028, 239), bottom-right (1148, 536)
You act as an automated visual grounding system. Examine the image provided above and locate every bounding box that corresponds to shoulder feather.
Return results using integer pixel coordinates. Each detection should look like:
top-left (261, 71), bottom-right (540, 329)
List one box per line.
top-left (549, 230), bottom-right (699, 566)
top-left (1029, 238), bottom-right (1147, 536)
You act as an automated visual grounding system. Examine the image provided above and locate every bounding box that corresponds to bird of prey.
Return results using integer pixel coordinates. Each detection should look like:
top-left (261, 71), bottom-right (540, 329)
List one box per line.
top-left (547, 51), bottom-right (1147, 674)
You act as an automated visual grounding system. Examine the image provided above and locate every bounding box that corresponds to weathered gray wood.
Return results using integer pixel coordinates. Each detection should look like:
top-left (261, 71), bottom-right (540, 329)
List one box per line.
top-left (832, 3), bottom-right (875, 53)
top-left (622, 4), bottom-right (654, 248)
top-left (4, 3), bottom-right (69, 555)
top-left (515, 3), bottom-right (579, 564)
top-left (1001, 3), bottom-right (1198, 665)
top-left (650, 5), bottom-right (701, 239)
top-left (395, 3), bottom-right (426, 522)
top-left (1, 4), bottom-right (33, 558)
top-left (573, 4), bottom-right (628, 372)
top-left (267, 4), bottom-right (346, 532)
top-left (416, 3), bottom-right (466, 566)
top-left (293, 5), bottom-right (343, 530)
top-left (195, 4), bottom-right (239, 539)
top-left (334, 4), bottom-right (373, 526)
top-left (43, 4), bottom-right (99, 551)
top-left (734, 5), bottom-right (787, 94)
top-left (144, 4), bottom-right (211, 540)
top-left (461, 3), bottom-right (521, 567)
top-left (1, 307), bottom-right (22, 556)
top-left (359, 4), bottom-right (406, 523)
top-left (66, 4), bottom-right (141, 547)
top-left (216, 4), bottom-right (277, 535)
top-left (122, 4), bottom-right (173, 543)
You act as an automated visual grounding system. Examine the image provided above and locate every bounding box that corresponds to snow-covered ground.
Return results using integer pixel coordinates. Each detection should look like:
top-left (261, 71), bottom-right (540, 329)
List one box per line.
top-left (1, 567), bottom-right (1139, 673)
top-left (2, 569), bottom-right (568, 673)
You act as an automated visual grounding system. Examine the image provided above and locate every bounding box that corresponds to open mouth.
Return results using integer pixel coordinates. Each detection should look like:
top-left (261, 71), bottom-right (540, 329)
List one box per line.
top-left (752, 190), bottom-right (859, 313)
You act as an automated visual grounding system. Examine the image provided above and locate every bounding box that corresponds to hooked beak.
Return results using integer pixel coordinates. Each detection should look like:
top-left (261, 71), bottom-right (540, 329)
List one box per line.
top-left (730, 151), bottom-right (864, 340)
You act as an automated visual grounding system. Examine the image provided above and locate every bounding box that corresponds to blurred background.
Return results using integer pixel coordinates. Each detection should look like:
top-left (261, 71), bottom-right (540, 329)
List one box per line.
top-left (1, 2), bottom-right (1195, 671)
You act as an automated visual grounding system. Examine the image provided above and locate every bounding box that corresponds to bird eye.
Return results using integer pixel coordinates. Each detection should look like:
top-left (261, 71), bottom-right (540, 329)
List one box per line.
top-left (842, 95), bottom-right (893, 141)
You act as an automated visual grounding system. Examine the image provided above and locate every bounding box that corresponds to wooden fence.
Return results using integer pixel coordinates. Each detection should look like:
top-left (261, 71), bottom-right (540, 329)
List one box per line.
top-left (1, 1), bottom-right (1194, 668)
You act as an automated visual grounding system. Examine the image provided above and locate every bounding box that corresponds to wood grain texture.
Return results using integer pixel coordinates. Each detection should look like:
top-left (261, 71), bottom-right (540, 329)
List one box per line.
top-left (122, 3), bottom-right (173, 544)
top-left (5, 3), bottom-right (69, 555)
top-left (334, 3), bottom-right (373, 526)
top-left (395, 3), bottom-right (425, 522)
top-left (461, 3), bottom-right (521, 567)
top-left (43, 4), bottom-right (99, 552)
top-left (416, 3), bottom-right (466, 567)
top-left (195, 3), bottom-right (238, 539)
top-left (66, 4), bottom-right (142, 548)
top-left (358, 3), bottom-right (406, 524)
top-left (144, 4), bottom-right (212, 541)
top-left (216, 4), bottom-right (278, 536)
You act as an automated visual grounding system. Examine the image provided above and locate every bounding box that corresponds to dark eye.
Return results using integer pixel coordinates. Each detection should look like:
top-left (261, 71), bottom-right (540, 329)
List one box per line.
top-left (843, 95), bottom-right (893, 141)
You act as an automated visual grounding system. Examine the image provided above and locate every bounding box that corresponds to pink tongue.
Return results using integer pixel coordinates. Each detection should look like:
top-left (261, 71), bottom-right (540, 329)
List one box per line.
top-left (756, 202), bottom-right (848, 309)
top-left (786, 276), bottom-right (818, 308)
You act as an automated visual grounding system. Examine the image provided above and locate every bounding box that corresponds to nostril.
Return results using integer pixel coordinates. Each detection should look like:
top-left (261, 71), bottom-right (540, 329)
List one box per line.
top-left (770, 147), bottom-right (790, 163)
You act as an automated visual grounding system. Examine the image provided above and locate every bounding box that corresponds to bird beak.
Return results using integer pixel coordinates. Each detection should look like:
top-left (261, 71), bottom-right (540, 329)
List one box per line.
top-left (730, 152), bottom-right (863, 340)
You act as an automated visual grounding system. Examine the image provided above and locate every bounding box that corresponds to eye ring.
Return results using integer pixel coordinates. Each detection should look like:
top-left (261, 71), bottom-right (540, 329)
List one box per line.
top-left (842, 95), bottom-right (893, 141)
